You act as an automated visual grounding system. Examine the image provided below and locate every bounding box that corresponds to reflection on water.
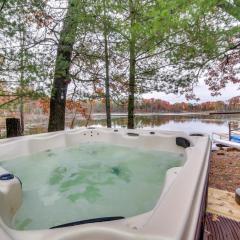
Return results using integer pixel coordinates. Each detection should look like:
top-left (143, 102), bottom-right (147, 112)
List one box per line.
top-left (79, 114), bottom-right (240, 135)
top-left (2, 113), bottom-right (239, 138)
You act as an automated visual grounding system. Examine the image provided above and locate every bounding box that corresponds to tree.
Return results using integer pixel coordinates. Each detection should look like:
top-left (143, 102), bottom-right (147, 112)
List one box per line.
top-left (219, 1), bottom-right (240, 20)
top-left (109, 0), bottom-right (164, 129)
top-left (0, 0), bottom-right (7, 13)
top-left (206, 1), bottom-right (240, 96)
top-left (68, 0), bottom-right (130, 128)
top-left (69, 0), bottom-right (155, 129)
top-left (149, 0), bottom-right (240, 99)
top-left (48, 0), bottom-right (82, 132)
top-left (0, 0), bottom-right (51, 134)
top-left (103, 0), bottom-right (111, 127)
top-left (127, 0), bottom-right (137, 129)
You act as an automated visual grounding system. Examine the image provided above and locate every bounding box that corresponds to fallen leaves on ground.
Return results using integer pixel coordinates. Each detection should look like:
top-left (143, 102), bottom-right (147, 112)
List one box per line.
top-left (209, 149), bottom-right (240, 192)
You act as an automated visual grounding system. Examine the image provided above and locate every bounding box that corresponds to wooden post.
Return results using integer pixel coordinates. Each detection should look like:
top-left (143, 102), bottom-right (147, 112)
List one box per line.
top-left (228, 122), bottom-right (231, 141)
top-left (6, 118), bottom-right (22, 138)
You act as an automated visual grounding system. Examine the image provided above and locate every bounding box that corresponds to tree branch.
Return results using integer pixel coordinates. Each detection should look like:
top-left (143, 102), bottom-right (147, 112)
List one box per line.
top-left (0, 0), bottom-right (7, 12)
top-left (218, 1), bottom-right (240, 20)
top-left (0, 97), bottom-right (20, 108)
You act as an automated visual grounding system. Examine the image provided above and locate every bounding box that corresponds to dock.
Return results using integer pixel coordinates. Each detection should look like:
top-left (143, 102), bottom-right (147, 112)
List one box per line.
top-left (209, 111), bottom-right (240, 115)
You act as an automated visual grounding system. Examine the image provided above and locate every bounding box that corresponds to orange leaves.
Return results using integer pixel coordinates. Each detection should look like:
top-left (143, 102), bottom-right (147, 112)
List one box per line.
top-left (66, 100), bottom-right (75, 111)
top-left (30, 98), bottom-right (90, 119)
top-left (95, 87), bottom-right (104, 95)
top-left (38, 98), bottom-right (49, 114)
top-left (66, 100), bottom-right (88, 118)
top-left (25, 5), bottom-right (53, 28)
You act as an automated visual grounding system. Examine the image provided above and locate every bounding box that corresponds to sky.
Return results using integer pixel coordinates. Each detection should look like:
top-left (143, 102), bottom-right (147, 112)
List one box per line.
top-left (143, 80), bottom-right (240, 103)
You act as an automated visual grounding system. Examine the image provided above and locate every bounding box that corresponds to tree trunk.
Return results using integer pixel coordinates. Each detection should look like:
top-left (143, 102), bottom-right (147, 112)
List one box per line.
top-left (19, 26), bottom-right (25, 135)
top-left (19, 98), bottom-right (24, 134)
top-left (127, 0), bottom-right (136, 129)
top-left (48, 1), bottom-right (79, 132)
top-left (103, 0), bottom-right (111, 128)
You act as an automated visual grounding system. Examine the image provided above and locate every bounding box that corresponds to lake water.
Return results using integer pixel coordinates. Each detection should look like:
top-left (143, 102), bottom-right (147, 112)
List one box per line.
top-left (2, 113), bottom-right (239, 137)
top-left (84, 113), bottom-right (240, 136)
top-left (1, 143), bottom-right (184, 230)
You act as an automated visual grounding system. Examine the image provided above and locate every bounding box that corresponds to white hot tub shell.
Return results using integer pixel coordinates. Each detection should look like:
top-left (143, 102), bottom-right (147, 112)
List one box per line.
top-left (0, 128), bottom-right (211, 240)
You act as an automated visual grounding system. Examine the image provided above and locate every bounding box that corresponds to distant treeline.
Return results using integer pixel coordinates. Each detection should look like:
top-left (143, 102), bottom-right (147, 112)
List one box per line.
top-left (92, 96), bottom-right (240, 113)
top-left (1, 96), bottom-right (240, 117)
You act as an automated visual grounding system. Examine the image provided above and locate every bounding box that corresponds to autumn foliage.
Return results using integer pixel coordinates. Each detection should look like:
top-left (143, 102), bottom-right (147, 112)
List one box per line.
top-left (206, 52), bottom-right (240, 96)
top-left (38, 98), bottom-right (88, 118)
top-left (66, 100), bottom-right (88, 119)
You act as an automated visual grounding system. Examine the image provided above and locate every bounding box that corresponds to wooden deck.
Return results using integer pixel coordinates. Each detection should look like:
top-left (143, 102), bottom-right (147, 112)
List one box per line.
top-left (204, 188), bottom-right (240, 239)
top-left (204, 213), bottom-right (240, 239)
top-left (207, 188), bottom-right (240, 221)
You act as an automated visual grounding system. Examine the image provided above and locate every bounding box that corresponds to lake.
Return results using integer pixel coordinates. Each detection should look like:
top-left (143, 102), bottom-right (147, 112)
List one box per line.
top-left (1, 113), bottom-right (240, 138)
top-left (84, 113), bottom-right (240, 136)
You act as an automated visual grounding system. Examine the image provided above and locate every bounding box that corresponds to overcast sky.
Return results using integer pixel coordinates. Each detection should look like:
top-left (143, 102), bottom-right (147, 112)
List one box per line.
top-left (143, 80), bottom-right (240, 103)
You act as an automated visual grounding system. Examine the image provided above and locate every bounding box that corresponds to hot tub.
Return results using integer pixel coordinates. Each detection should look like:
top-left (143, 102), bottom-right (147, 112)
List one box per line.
top-left (0, 128), bottom-right (211, 240)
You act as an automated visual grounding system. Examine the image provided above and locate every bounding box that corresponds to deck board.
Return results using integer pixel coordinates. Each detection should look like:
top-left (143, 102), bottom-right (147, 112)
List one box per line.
top-left (207, 188), bottom-right (240, 221)
top-left (204, 213), bottom-right (240, 240)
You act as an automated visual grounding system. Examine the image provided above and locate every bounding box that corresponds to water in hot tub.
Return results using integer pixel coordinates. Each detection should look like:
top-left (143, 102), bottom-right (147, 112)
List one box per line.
top-left (0, 142), bottom-right (185, 230)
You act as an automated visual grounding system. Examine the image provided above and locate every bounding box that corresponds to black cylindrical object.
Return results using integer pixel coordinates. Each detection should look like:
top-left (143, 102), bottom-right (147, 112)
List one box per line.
top-left (6, 118), bottom-right (22, 138)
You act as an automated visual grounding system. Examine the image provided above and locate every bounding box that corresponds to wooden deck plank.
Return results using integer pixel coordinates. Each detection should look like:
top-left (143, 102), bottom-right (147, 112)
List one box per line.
top-left (204, 213), bottom-right (240, 240)
top-left (207, 188), bottom-right (240, 221)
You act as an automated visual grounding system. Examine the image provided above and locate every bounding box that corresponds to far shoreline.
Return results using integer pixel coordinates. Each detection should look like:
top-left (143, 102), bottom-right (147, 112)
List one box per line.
top-left (92, 112), bottom-right (211, 117)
